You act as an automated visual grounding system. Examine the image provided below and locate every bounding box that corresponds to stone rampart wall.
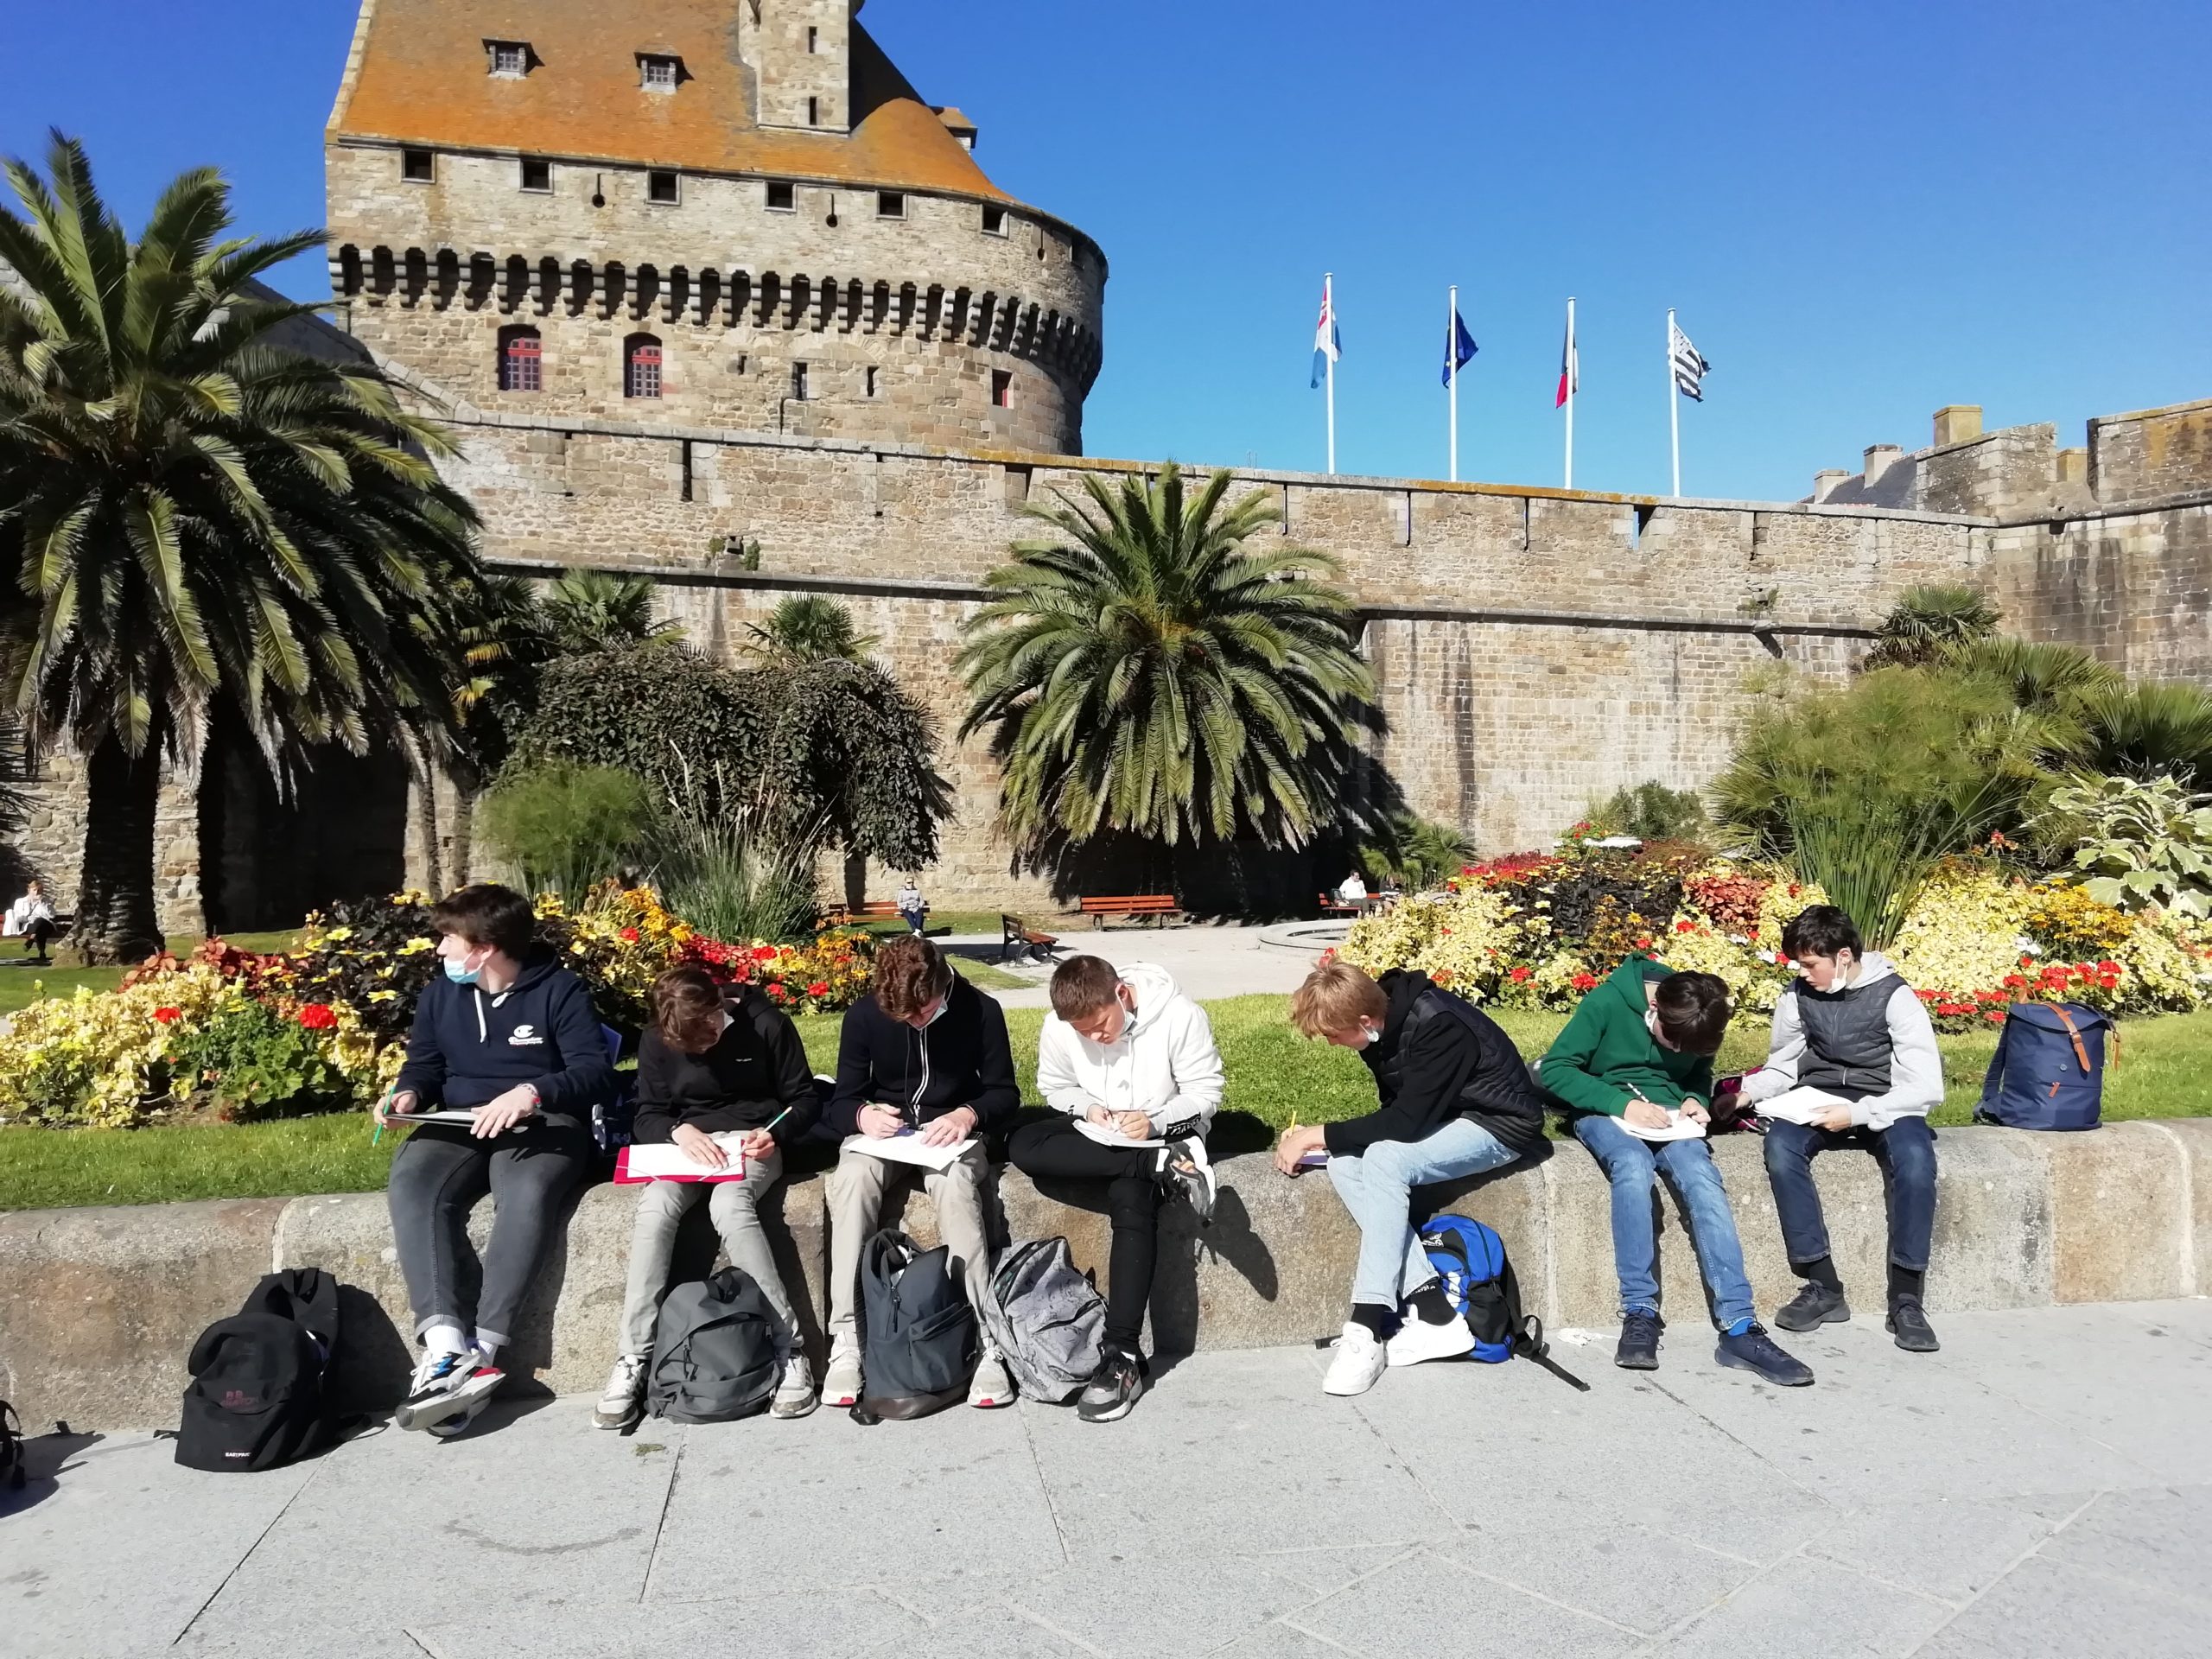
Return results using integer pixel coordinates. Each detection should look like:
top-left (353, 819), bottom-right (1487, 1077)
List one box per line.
top-left (6, 1122), bottom-right (2206, 1431)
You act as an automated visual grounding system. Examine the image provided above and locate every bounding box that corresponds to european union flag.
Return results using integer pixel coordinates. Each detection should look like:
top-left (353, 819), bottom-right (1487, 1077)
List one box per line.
top-left (1442, 309), bottom-right (1478, 386)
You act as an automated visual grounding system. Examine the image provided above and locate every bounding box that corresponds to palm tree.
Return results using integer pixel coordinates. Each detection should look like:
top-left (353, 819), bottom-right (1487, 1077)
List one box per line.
top-left (0, 134), bottom-right (483, 960)
top-left (742, 594), bottom-right (877, 664)
top-left (957, 464), bottom-right (1379, 855)
top-left (538, 568), bottom-right (678, 654)
top-left (1862, 583), bottom-right (2003, 669)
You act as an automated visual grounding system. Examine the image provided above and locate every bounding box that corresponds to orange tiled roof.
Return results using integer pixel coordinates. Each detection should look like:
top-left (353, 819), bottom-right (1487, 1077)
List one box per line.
top-left (331, 1), bottom-right (1014, 203)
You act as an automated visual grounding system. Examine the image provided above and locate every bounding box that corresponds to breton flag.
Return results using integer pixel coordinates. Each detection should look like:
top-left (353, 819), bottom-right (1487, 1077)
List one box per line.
top-left (1441, 307), bottom-right (1478, 386)
top-left (1555, 306), bottom-right (1579, 408)
top-left (1669, 318), bottom-right (1711, 402)
top-left (1311, 280), bottom-right (1343, 388)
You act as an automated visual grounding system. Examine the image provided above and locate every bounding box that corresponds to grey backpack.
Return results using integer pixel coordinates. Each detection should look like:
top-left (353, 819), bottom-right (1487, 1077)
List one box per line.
top-left (645, 1268), bottom-right (781, 1424)
top-left (983, 1237), bottom-right (1107, 1404)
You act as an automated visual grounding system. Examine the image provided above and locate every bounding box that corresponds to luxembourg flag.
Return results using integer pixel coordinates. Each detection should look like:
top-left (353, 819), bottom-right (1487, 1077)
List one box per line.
top-left (1310, 276), bottom-right (1342, 388)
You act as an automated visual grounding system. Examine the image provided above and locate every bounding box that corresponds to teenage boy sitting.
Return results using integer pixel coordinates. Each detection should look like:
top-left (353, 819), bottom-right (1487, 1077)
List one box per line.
top-left (821, 935), bottom-right (1020, 1409)
top-left (1745, 905), bottom-right (1944, 1352)
top-left (1540, 959), bottom-right (1814, 1387)
top-left (1007, 956), bottom-right (1223, 1422)
top-left (1274, 960), bottom-right (1547, 1398)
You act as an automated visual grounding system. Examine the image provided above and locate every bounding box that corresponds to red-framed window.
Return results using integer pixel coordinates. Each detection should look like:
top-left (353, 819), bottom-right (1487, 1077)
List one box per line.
top-left (498, 327), bottom-right (541, 391)
top-left (625, 334), bottom-right (663, 399)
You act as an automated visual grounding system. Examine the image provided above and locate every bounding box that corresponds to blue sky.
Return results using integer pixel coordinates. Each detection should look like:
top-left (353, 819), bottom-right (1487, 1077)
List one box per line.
top-left (6, 0), bottom-right (2206, 501)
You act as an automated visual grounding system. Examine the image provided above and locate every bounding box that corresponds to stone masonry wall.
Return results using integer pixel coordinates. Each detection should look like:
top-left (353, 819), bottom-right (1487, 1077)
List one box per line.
top-left (1982, 501), bottom-right (2212, 687)
top-left (2090, 399), bottom-right (2212, 504)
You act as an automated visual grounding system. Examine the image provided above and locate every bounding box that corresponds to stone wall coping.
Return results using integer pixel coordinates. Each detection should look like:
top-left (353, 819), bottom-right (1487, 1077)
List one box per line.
top-left (5, 1120), bottom-right (2207, 1429)
top-left (1997, 488), bottom-right (2212, 529)
top-left (2087, 395), bottom-right (2212, 429)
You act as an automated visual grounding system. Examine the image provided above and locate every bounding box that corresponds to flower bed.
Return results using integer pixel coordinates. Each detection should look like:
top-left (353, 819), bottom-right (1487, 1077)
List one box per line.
top-left (0, 887), bottom-right (874, 1130)
top-left (1340, 848), bottom-right (2212, 1033)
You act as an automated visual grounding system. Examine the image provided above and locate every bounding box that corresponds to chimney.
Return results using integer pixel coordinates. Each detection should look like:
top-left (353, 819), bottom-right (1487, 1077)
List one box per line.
top-left (1932, 404), bottom-right (1983, 447)
top-left (2056, 447), bottom-right (2088, 487)
top-left (1863, 444), bottom-right (1904, 485)
top-left (1812, 468), bottom-right (1849, 502)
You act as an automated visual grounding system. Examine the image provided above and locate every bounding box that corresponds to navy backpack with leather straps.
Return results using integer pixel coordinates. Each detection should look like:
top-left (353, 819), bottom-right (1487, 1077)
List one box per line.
top-left (1975, 1001), bottom-right (2111, 1131)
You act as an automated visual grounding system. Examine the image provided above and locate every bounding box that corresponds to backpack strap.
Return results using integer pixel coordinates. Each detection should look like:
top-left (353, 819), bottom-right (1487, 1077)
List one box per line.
top-left (1975, 1010), bottom-right (2014, 1121)
top-left (2050, 1005), bottom-right (2094, 1076)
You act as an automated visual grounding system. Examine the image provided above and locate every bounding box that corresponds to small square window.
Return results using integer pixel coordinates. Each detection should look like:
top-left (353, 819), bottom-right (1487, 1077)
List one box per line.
top-left (641, 54), bottom-right (681, 92)
top-left (765, 180), bottom-right (795, 212)
top-left (791, 362), bottom-right (810, 402)
top-left (519, 157), bottom-right (551, 193)
top-left (402, 148), bottom-right (435, 183)
top-left (487, 40), bottom-right (529, 77)
top-left (648, 170), bottom-right (679, 205)
top-left (877, 191), bottom-right (906, 219)
top-left (991, 370), bottom-right (1014, 410)
top-left (981, 205), bottom-right (1006, 236)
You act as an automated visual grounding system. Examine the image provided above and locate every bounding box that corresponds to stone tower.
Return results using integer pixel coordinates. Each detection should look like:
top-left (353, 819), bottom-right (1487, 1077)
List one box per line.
top-left (323, 0), bottom-right (1107, 454)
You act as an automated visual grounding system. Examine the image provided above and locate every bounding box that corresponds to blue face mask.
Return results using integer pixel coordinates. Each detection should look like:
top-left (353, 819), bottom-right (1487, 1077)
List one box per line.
top-left (443, 950), bottom-right (485, 986)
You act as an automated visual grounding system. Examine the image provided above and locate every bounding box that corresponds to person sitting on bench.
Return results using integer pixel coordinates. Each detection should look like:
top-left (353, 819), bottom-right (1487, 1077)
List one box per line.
top-left (3, 879), bottom-right (58, 963)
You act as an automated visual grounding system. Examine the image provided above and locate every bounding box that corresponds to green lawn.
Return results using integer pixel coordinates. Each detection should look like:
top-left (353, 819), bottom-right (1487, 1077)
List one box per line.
top-left (0, 930), bottom-right (301, 1018)
top-left (8, 997), bottom-right (2207, 1211)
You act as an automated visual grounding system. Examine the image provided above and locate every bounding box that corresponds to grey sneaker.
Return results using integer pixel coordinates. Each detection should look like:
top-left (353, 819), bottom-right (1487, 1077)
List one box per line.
top-left (592, 1352), bottom-right (649, 1431)
top-left (1159, 1137), bottom-right (1217, 1225)
top-left (771, 1352), bottom-right (820, 1419)
top-left (823, 1338), bottom-right (863, 1409)
top-left (1076, 1348), bottom-right (1149, 1423)
top-left (1776, 1281), bottom-right (1850, 1332)
top-left (1887, 1298), bottom-right (1941, 1353)
top-left (969, 1351), bottom-right (1014, 1408)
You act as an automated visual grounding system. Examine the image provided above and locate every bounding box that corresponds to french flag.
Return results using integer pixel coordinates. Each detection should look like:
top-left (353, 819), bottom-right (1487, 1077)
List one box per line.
top-left (1311, 278), bottom-right (1342, 388)
top-left (1555, 302), bottom-right (1578, 408)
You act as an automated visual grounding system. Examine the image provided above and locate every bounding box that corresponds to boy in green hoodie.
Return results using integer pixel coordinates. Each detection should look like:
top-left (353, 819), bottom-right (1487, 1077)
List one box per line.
top-left (1540, 959), bottom-right (1814, 1386)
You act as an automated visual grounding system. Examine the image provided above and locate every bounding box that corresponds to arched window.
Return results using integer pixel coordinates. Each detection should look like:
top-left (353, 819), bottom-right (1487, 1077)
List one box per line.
top-left (625, 334), bottom-right (663, 399)
top-left (497, 326), bottom-right (541, 391)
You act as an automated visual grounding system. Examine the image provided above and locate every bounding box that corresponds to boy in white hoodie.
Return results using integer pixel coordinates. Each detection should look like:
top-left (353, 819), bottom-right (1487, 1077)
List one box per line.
top-left (1744, 906), bottom-right (1945, 1353)
top-left (1007, 955), bottom-right (1223, 1422)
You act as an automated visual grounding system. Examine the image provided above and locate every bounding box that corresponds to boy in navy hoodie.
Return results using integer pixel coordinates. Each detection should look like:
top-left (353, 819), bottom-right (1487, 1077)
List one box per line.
top-left (376, 884), bottom-right (613, 1435)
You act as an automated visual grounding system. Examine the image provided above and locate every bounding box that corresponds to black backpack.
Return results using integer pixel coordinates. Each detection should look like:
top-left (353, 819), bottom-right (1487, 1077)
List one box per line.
top-left (1, 1399), bottom-right (25, 1492)
top-left (645, 1268), bottom-right (782, 1424)
top-left (175, 1268), bottom-right (341, 1472)
top-left (855, 1230), bottom-right (979, 1421)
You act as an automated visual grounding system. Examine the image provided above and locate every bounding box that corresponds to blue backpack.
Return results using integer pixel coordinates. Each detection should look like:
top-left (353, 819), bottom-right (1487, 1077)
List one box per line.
top-left (1418, 1217), bottom-right (1586, 1390)
top-left (1974, 1001), bottom-right (2111, 1131)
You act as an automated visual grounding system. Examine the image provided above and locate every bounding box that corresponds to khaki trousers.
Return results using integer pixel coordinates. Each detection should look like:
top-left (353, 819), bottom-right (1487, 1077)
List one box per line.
top-left (823, 1141), bottom-right (993, 1344)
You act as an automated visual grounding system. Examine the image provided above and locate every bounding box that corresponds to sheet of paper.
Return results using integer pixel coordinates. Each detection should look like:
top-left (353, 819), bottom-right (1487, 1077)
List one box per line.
top-left (842, 1130), bottom-right (974, 1172)
top-left (384, 1108), bottom-right (485, 1127)
top-left (614, 1134), bottom-right (749, 1183)
top-left (1620, 1109), bottom-right (1708, 1143)
top-left (1754, 1086), bottom-right (1853, 1128)
top-left (1074, 1118), bottom-right (1166, 1150)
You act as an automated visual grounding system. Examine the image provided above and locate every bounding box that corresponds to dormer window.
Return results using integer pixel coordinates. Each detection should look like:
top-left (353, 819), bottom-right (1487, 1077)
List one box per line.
top-left (639, 54), bottom-right (682, 92)
top-left (486, 40), bottom-right (531, 78)
top-left (981, 205), bottom-right (1007, 236)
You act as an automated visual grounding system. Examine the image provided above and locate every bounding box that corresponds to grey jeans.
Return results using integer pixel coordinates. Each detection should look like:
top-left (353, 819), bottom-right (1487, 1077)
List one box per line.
top-left (616, 1146), bottom-right (800, 1356)
top-left (823, 1141), bottom-right (993, 1344)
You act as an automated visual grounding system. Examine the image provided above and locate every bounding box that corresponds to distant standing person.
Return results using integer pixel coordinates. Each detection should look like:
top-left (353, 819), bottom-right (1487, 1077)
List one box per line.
top-left (3, 879), bottom-right (58, 963)
top-left (896, 876), bottom-right (927, 936)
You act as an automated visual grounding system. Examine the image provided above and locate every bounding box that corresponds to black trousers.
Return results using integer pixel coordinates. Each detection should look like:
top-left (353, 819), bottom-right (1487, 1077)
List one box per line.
top-left (1007, 1113), bottom-right (1161, 1354)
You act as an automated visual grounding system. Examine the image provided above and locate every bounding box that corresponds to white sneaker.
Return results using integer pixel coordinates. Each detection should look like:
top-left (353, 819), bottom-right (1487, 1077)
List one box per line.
top-left (427, 1396), bottom-right (489, 1440)
top-left (592, 1352), bottom-right (649, 1430)
top-left (771, 1352), bottom-right (819, 1420)
top-left (968, 1351), bottom-right (1014, 1409)
top-left (396, 1346), bottom-right (504, 1432)
top-left (823, 1338), bottom-right (863, 1408)
top-left (1323, 1323), bottom-right (1389, 1396)
top-left (1387, 1306), bottom-right (1475, 1368)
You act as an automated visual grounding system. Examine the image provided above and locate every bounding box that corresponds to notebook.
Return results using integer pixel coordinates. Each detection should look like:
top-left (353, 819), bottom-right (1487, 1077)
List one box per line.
top-left (1620, 1109), bottom-right (1708, 1143)
top-left (1753, 1086), bottom-right (1854, 1128)
top-left (613, 1134), bottom-right (749, 1184)
top-left (1075, 1119), bottom-right (1165, 1150)
top-left (842, 1128), bottom-right (974, 1172)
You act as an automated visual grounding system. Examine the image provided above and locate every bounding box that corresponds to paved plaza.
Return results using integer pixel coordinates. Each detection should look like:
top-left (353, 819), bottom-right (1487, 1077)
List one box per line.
top-left (6, 1299), bottom-right (2208, 1658)
top-left (951, 923), bottom-right (1330, 1009)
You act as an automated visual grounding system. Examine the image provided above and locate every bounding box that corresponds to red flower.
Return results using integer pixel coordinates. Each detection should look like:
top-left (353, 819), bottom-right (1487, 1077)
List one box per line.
top-left (2096, 960), bottom-right (2120, 975)
top-left (1433, 969), bottom-right (1452, 984)
top-left (753, 945), bottom-right (779, 961)
top-left (1509, 966), bottom-right (1532, 982)
top-left (1675, 919), bottom-right (1696, 933)
top-left (1986, 1012), bottom-right (2007, 1024)
top-left (153, 1007), bottom-right (183, 1025)
top-left (621, 927), bottom-right (640, 944)
top-left (2002, 975), bottom-right (2027, 989)
top-left (1570, 973), bottom-right (1599, 991)
top-left (1634, 937), bottom-right (1653, 950)
top-left (806, 981), bottom-right (830, 997)
top-left (765, 982), bottom-right (786, 998)
top-left (297, 1003), bottom-right (338, 1031)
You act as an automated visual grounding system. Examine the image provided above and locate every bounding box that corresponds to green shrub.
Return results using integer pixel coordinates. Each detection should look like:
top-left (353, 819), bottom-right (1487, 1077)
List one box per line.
top-left (168, 999), bottom-right (359, 1122)
top-left (2047, 772), bottom-right (2212, 916)
top-left (1862, 584), bottom-right (2002, 669)
top-left (480, 762), bottom-right (658, 901)
top-left (654, 798), bottom-right (823, 944)
top-left (1359, 814), bottom-right (1473, 892)
top-left (1581, 780), bottom-right (1710, 843)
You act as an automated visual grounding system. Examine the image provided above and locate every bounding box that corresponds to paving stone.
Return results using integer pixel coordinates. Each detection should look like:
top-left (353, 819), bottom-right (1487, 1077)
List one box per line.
top-left (1916, 1557), bottom-right (2212, 1658)
top-left (1437, 1521), bottom-right (1768, 1637)
top-left (1287, 1549), bottom-right (1646, 1659)
top-left (1801, 1492), bottom-right (2082, 1604)
top-left (1649, 1554), bottom-right (1951, 1656)
top-left (2031, 1485), bottom-right (2212, 1610)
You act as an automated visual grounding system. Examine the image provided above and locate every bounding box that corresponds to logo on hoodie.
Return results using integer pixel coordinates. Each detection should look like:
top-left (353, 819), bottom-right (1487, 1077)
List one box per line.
top-left (507, 1023), bottom-right (543, 1046)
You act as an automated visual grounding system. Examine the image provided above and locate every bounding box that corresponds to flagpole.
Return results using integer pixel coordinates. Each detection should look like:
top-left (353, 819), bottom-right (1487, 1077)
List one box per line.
top-left (1447, 285), bottom-right (1459, 483)
top-left (1564, 296), bottom-right (1576, 491)
top-left (1325, 272), bottom-right (1338, 476)
top-left (1668, 308), bottom-right (1681, 498)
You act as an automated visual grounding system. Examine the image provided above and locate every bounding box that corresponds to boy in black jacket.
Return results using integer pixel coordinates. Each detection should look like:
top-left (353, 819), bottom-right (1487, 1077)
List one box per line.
top-left (1275, 960), bottom-right (1545, 1397)
top-left (376, 884), bottom-right (614, 1435)
top-left (822, 936), bottom-right (1020, 1409)
top-left (594, 965), bottom-right (820, 1430)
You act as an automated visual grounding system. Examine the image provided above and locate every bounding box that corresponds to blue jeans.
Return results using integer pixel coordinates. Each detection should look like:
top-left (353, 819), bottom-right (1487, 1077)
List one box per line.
top-left (1571, 1112), bottom-right (1755, 1331)
top-left (1763, 1116), bottom-right (1938, 1273)
top-left (1326, 1117), bottom-right (1520, 1308)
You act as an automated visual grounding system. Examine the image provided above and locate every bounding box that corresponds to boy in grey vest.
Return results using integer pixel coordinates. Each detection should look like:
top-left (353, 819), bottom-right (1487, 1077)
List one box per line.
top-left (1743, 906), bottom-right (1944, 1351)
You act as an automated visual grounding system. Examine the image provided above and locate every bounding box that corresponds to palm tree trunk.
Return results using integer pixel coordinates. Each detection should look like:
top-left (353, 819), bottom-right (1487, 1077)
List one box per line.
top-left (72, 734), bottom-right (167, 963)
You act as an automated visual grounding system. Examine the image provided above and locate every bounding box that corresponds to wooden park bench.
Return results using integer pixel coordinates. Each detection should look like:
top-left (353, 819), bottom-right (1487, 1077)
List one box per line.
top-left (1077, 894), bottom-right (1184, 929)
top-left (822, 899), bottom-right (923, 927)
top-left (1318, 891), bottom-right (1361, 918)
top-left (1001, 913), bottom-right (1062, 964)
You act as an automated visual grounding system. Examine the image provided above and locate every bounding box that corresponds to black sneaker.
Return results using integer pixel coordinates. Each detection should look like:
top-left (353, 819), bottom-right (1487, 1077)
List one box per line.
top-left (1887, 1298), bottom-right (1941, 1353)
top-left (1775, 1281), bottom-right (1850, 1332)
top-left (1716, 1323), bottom-right (1815, 1387)
top-left (1159, 1138), bottom-right (1217, 1226)
top-left (1615, 1309), bottom-right (1662, 1370)
top-left (1076, 1348), bottom-right (1149, 1424)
